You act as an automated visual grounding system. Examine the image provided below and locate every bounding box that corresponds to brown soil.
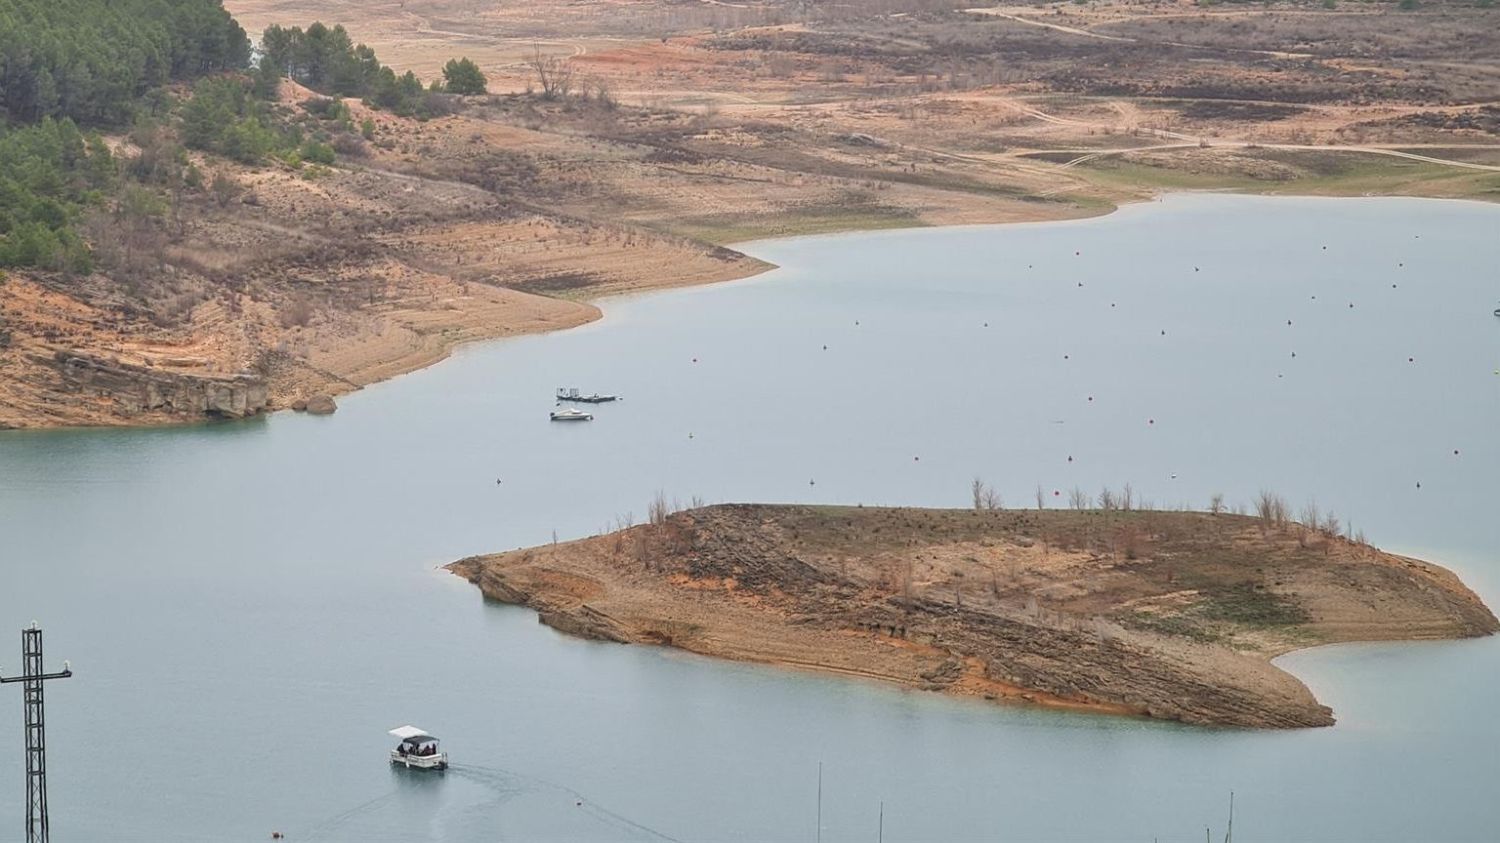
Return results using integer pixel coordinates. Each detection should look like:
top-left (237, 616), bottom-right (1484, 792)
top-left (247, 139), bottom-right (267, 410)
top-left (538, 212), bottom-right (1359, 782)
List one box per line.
top-left (5, 0), bottom-right (1499, 428)
top-left (448, 504), bottom-right (1497, 728)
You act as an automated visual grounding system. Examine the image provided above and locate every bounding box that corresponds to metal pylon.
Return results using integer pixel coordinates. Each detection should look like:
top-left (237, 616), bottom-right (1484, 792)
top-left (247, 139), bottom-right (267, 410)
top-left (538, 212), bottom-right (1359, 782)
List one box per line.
top-left (0, 624), bottom-right (72, 843)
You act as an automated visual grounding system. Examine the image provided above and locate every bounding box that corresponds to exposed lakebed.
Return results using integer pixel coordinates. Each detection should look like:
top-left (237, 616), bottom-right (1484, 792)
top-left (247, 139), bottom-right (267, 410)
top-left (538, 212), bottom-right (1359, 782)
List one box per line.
top-left (2, 195), bottom-right (1498, 840)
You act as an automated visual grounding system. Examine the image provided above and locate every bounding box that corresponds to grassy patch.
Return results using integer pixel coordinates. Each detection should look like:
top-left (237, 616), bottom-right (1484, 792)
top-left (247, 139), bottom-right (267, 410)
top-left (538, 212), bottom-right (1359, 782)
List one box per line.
top-left (1123, 611), bottom-right (1225, 644)
top-left (1199, 583), bottom-right (1310, 628)
top-left (1074, 158), bottom-right (1269, 191)
top-left (1171, 101), bottom-right (1307, 122)
top-left (1071, 148), bottom-right (1500, 202)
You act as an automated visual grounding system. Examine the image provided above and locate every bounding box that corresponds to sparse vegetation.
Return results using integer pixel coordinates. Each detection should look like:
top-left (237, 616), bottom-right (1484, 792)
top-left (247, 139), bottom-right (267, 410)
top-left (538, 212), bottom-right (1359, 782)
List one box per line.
top-left (1256, 490), bottom-right (1291, 529)
top-left (6, 0), bottom-right (1500, 431)
top-left (527, 44), bottom-right (575, 100)
top-left (452, 503), bottom-right (1499, 728)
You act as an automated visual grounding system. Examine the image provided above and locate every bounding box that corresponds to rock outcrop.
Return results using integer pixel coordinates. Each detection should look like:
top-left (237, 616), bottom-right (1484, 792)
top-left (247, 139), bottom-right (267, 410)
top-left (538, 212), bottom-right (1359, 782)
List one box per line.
top-left (41, 351), bottom-right (268, 421)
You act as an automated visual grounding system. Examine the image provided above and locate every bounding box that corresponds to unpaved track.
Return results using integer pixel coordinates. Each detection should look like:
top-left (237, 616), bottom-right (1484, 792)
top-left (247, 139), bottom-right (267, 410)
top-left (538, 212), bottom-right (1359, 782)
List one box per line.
top-left (964, 7), bottom-right (1313, 59)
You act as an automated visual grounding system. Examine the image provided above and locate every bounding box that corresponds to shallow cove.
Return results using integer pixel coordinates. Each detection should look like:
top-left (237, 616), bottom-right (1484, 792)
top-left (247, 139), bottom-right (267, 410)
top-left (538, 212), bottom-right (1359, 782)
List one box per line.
top-left (1, 194), bottom-right (1497, 841)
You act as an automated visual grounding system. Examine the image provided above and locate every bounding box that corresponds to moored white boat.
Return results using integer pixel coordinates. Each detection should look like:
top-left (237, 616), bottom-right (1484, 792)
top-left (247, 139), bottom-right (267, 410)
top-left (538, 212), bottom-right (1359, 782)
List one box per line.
top-left (550, 407), bottom-right (593, 421)
top-left (557, 387), bottom-right (618, 403)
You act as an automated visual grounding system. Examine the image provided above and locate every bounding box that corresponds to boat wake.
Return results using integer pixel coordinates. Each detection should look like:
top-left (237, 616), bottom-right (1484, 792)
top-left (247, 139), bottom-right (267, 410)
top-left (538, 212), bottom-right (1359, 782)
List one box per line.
top-left (294, 762), bottom-right (685, 841)
top-left (449, 762), bottom-right (687, 842)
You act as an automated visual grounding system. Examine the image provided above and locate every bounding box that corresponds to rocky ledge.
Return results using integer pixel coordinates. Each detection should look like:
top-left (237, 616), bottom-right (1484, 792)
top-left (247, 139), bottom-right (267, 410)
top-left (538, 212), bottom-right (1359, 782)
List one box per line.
top-left (28, 350), bottom-right (268, 423)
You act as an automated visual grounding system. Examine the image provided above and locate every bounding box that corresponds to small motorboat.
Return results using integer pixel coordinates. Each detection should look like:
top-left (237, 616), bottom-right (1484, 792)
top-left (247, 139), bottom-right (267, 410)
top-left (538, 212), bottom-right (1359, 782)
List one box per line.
top-left (550, 407), bottom-right (593, 422)
top-left (389, 725), bottom-right (448, 770)
top-left (556, 387), bottom-right (618, 403)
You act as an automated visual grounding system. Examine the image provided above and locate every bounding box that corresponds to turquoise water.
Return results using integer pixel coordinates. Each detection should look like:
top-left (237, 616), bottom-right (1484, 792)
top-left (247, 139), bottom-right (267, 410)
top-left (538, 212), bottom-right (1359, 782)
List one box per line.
top-left (1, 194), bottom-right (1497, 841)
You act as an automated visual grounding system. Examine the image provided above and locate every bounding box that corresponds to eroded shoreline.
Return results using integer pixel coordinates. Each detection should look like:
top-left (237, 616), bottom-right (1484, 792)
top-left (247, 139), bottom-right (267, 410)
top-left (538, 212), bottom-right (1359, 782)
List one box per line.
top-left (449, 505), bottom-right (1498, 729)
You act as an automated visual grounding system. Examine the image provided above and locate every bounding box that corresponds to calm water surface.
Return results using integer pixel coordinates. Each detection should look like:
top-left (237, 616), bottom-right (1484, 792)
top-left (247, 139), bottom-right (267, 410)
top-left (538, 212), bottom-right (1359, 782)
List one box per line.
top-left (2, 195), bottom-right (1498, 841)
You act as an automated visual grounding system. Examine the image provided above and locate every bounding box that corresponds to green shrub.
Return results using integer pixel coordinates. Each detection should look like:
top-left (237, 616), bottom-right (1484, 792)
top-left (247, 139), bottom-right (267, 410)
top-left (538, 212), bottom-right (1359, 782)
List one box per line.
top-left (299, 141), bottom-right (336, 166)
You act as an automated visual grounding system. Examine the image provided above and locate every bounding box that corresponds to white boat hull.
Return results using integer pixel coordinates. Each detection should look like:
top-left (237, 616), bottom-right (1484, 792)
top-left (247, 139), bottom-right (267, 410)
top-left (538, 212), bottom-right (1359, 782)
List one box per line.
top-left (390, 750), bottom-right (448, 770)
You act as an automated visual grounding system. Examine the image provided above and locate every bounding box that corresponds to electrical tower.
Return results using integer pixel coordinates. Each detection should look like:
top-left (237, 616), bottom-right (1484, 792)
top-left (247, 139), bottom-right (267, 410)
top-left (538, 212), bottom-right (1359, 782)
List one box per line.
top-left (0, 623), bottom-right (72, 843)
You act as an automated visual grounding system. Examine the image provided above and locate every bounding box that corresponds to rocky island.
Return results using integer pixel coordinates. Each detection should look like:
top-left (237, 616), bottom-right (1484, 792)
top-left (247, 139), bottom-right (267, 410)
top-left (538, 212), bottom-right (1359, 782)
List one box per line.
top-left (450, 504), bottom-right (1497, 729)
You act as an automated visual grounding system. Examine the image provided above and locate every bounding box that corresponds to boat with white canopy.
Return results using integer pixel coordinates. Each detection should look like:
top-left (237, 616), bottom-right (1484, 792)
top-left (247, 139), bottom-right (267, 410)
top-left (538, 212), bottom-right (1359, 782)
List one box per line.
top-left (389, 725), bottom-right (448, 770)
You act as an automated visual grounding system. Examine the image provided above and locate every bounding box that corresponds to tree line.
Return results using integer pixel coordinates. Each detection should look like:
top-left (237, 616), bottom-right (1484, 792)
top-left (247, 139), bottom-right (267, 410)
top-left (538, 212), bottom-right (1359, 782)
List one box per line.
top-left (0, 0), bottom-right (246, 272)
top-left (259, 22), bottom-right (486, 117)
top-left (0, 0), bottom-right (249, 125)
top-left (1, 3), bottom-right (489, 273)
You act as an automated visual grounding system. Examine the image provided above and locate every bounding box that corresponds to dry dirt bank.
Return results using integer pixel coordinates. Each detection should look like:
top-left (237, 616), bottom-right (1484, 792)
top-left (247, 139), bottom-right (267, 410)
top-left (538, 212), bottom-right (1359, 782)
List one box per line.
top-left (6, 0), bottom-right (1500, 428)
top-left (449, 504), bottom-right (1497, 728)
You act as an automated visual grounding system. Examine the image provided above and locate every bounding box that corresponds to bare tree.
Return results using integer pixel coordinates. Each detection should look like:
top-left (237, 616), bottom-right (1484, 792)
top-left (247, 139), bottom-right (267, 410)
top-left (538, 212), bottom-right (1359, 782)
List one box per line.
top-left (1256, 490), bottom-right (1289, 529)
top-left (648, 490), bottom-right (670, 526)
top-left (210, 171), bottom-right (243, 208)
top-left (1068, 486), bottom-right (1090, 510)
top-left (529, 44), bottom-right (574, 100)
top-left (1300, 500), bottom-right (1321, 531)
top-left (1098, 487), bottom-right (1118, 511)
top-left (972, 478), bottom-right (1002, 511)
top-left (1208, 493), bottom-right (1225, 515)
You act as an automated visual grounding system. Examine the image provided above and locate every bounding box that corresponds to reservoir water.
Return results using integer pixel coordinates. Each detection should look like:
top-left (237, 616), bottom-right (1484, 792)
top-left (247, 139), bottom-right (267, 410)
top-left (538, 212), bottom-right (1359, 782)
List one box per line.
top-left (2, 194), bottom-right (1498, 841)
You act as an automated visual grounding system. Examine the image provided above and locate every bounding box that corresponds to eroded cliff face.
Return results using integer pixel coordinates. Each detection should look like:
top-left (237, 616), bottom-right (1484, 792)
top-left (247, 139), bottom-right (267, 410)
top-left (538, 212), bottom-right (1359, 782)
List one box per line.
top-left (0, 350), bottom-right (268, 428)
top-left (449, 505), bottom-right (1499, 729)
